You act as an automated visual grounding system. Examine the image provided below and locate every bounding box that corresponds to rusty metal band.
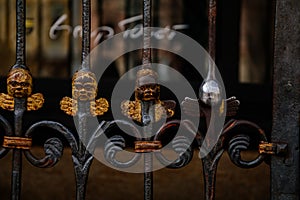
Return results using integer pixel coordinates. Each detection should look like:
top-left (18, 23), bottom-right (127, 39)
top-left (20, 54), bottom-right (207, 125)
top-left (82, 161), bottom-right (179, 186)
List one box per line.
top-left (3, 136), bottom-right (32, 150)
top-left (258, 141), bottom-right (276, 154)
top-left (135, 140), bottom-right (162, 153)
top-left (259, 141), bottom-right (288, 155)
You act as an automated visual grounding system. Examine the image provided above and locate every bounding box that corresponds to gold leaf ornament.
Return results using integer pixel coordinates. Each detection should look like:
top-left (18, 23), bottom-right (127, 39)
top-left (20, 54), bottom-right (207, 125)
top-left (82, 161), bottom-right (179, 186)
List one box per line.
top-left (0, 68), bottom-right (44, 111)
top-left (60, 70), bottom-right (109, 116)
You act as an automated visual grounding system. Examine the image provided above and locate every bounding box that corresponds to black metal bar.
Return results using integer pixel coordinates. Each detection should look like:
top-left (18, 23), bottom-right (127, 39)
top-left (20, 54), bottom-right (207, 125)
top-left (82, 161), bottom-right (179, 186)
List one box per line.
top-left (81, 0), bottom-right (91, 69)
top-left (11, 98), bottom-right (26, 200)
top-left (142, 0), bottom-right (152, 65)
top-left (10, 0), bottom-right (27, 199)
top-left (199, 0), bottom-right (221, 106)
top-left (142, 101), bottom-right (154, 200)
top-left (75, 102), bottom-right (93, 200)
top-left (71, 1), bottom-right (94, 199)
top-left (144, 153), bottom-right (153, 200)
top-left (202, 154), bottom-right (221, 200)
top-left (271, 0), bottom-right (300, 199)
top-left (15, 0), bottom-right (26, 66)
top-left (208, 0), bottom-right (216, 61)
top-left (141, 1), bottom-right (154, 200)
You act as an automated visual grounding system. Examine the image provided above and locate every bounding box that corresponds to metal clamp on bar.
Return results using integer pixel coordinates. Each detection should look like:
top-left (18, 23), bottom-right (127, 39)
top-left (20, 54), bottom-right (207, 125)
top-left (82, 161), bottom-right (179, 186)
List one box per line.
top-left (2, 136), bottom-right (32, 150)
top-left (135, 141), bottom-right (162, 153)
top-left (258, 141), bottom-right (288, 155)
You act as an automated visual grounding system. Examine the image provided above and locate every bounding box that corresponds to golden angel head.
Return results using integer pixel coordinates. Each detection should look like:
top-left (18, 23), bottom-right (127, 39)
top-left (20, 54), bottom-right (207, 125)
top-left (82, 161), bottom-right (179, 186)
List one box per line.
top-left (72, 70), bottom-right (98, 101)
top-left (7, 68), bottom-right (32, 98)
top-left (135, 69), bottom-right (160, 101)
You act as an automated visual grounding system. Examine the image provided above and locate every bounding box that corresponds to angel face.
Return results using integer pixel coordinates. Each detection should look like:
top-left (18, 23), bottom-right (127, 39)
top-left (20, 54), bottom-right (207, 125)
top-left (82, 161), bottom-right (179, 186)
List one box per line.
top-left (72, 71), bottom-right (97, 101)
top-left (7, 68), bottom-right (32, 98)
top-left (136, 75), bottom-right (160, 101)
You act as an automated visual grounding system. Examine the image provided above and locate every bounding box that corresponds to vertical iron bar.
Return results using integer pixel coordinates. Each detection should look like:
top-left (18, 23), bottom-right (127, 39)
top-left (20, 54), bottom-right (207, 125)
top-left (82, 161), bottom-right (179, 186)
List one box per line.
top-left (142, 1), bottom-right (153, 200)
top-left (11, 98), bottom-right (26, 200)
top-left (201, 1), bottom-right (219, 200)
top-left (11, 0), bottom-right (27, 199)
top-left (75, 105), bottom-right (91, 200)
top-left (15, 0), bottom-right (26, 66)
top-left (271, 0), bottom-right (300, 199)
top-left (144, 152), bottom-right (153, 200)
top-left (142, 0), bottom-right (151, 66)
top-left (81, 0), bottom-right (91, 70)
top-left (202, 149), bottom-right (224, 200)
top-left (79, 0), bottom-right (91, 157)
top-left (207, 0), bottom-right (216, 79)
top-left (202, 160), bottom-right (218, 200)
top-left (70, 0), bottom-right (81, 75)
top-left (142, 100), bottom-right (154, 200)
top-left (208, 0), bottom-right (216, 61)
top-left (73, 1), bottom-right (94, 200)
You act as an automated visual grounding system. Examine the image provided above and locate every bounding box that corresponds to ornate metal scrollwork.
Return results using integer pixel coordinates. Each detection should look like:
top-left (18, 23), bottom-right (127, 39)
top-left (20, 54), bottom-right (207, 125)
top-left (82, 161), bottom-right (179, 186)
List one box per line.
top-left (180, 95), bottom-right (269, 200)
top-left (222, 120), bottom-right (267, 168)
top-left (103, 118), bottom-right (197, 170)
top-left (153, 120), bottom-right (197, 169)
top-left (0, 0), bottom-right (274, 199)
top-left (22, 121), bottom-right (75, 168)
top-left (104, 120), bottom-right (142, 168)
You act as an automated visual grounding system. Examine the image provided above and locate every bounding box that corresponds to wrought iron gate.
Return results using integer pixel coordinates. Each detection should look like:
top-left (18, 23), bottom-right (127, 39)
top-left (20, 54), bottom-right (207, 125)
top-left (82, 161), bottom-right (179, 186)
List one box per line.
top-left (0, 0), bottom-right (299, 200)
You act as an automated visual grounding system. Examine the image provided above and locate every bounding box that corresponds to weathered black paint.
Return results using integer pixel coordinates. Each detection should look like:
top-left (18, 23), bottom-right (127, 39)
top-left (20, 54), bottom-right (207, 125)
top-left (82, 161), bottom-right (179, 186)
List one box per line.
top-left (271, 0), bottom-right (300, 199)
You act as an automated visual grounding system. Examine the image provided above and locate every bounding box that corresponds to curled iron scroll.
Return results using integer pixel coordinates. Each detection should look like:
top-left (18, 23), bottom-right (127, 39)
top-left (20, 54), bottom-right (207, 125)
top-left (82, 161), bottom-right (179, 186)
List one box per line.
top-left (154, 120), bottom-right (198, 169)
top-left (221, 119), bottom-right (267, 168)
top-left (23, 121), bottom-right (77, 168)
top-left (104, 120), bottom-right (142, 168)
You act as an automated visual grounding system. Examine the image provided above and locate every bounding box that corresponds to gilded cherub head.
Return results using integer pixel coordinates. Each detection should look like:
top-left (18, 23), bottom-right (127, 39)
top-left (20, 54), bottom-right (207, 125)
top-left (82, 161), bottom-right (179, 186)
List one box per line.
top-left (135, 69), bottom-right (160, 101)
top-left (7, 68), bottom-right (32, 98)
top-left (72, 70), bottom-right (98, 101)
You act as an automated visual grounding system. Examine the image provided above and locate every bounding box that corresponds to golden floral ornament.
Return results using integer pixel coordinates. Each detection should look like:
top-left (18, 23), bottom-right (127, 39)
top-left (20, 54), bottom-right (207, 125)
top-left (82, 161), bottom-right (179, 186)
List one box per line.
top-left (60, 70), bottom-right (109, 116)
top-left (0, 68), bottom-right (44, 111)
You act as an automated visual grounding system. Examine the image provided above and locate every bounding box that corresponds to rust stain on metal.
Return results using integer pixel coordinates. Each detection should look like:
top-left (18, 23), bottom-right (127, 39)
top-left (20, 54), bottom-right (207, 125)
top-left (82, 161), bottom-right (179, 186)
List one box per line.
top-left (135, 141), bottom-right (162, 153)
top-left (3, 136), bottom-right (32, 150)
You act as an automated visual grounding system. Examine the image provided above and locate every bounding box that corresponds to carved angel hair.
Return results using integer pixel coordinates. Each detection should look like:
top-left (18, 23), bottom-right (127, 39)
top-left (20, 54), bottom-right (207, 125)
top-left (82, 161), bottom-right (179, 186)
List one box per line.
top-left (60, 70), bottom-right (109, 116)
top-left (0, 68), bottom-right (44, 111)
